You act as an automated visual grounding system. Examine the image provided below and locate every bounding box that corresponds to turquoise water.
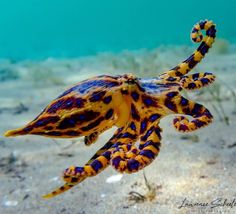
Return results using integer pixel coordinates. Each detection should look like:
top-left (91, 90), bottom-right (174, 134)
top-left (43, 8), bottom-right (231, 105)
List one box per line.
top-left (0, 0), bottom-right (235, 59)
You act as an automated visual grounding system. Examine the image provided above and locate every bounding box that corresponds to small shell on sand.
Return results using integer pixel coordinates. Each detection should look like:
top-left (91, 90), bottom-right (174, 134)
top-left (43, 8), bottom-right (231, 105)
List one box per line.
top-left (100, 193), bottom-right (106, 198)
top-left (49, 176), bottom-right (59, 182)
top-left (106, 174), bottom-right (123, 183)
top-left (2, 200), bottom-right (18, 207)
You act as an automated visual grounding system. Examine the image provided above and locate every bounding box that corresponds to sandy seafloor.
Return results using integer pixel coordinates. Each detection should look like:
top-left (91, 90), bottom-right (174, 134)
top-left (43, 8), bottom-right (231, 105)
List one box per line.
top-left (0, 44), bottom-right (236, 214)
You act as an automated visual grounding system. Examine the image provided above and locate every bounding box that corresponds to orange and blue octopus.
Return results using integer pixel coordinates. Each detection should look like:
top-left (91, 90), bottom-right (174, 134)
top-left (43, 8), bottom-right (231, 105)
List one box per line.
top-left (5, 20), bottom-right (216, 198)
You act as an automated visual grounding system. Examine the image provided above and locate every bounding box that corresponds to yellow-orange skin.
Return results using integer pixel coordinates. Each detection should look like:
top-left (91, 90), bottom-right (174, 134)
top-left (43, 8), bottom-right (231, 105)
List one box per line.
top-left (4, 20), bottom-right (216, 199)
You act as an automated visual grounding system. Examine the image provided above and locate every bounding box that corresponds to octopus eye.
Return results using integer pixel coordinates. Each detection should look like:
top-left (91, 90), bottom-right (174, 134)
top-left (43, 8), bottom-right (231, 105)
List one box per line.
top-left (126, 79), bottom-right (136, 84)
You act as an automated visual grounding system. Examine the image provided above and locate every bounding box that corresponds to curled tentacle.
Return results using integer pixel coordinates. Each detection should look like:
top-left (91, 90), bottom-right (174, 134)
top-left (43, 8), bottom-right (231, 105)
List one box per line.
top-left (161, 20), bottom-right (216, 78)
top-left (162, 91), bottom-right (214, 132)
top-left (180, 72), bottom-right (216, 90)
top-left (173, 102), bottom-right (213, 132)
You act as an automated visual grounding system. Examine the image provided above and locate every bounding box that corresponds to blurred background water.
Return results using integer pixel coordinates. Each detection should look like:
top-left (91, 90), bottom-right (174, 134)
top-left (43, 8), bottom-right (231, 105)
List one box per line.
top-left (0, 0), bottom-right (235, 60)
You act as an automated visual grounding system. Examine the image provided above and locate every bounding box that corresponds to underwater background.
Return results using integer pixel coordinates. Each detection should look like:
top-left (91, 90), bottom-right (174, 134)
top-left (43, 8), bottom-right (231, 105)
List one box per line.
top-left (1, 1), bottom-right (236, 214)
top-left (0, 0), bottom-right (235, 60)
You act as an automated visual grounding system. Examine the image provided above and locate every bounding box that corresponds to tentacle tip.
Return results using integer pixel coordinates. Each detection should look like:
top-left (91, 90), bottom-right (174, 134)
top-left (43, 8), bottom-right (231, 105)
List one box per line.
top-left (3, 128), bottom-right (27, 137)
top-left (211, 74), bottom-right (216, 80)
top-left (42, 193), bottom-right (55, 199)
top-left (173, 126), bottom-right (188, 133)
top-left (4, 130), bottom-right (20, 137)
top-left (3, 130), bottom-right (12, 137)
top-left (41, 182), bottom-right (76, 199)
